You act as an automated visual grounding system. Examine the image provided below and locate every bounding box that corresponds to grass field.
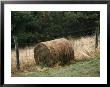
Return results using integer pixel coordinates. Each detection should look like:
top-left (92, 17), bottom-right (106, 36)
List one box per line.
top-left (12, 58), bottom-right (100, 77)
top-left (11, 36), bottom-right (100, 77)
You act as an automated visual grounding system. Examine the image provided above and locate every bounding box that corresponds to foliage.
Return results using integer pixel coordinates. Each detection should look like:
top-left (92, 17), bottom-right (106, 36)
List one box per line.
top-left (11, 11), bottom-right (100, 47)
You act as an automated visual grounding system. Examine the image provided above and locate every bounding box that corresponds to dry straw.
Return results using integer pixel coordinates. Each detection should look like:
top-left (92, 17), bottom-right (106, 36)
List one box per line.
top-left (34, 38), bottom-right (74, 67)
top-left (11, 36), bottom-right (100, 74)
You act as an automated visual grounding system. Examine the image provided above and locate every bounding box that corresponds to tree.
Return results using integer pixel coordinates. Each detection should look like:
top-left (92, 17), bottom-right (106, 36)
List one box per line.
top-left (11, 11), bottom-right (100, 47)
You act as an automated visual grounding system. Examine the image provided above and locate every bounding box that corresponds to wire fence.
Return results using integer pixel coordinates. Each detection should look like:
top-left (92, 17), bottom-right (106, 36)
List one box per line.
top-left (11, 34), bottom-right (100, 71)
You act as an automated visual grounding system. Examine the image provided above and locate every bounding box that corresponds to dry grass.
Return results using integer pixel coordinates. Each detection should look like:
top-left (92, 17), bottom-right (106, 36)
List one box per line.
top-left (11, 47), bottom-right (36, 74)
top-left (69, 36), bottom-right (100, 61)
top-left (11, 36), bottom-right (100, 74)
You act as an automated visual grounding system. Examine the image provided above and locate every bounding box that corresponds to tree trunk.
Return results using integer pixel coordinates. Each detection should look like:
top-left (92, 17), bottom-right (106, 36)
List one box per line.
top-left (13, 36), bottom-right (20, 70)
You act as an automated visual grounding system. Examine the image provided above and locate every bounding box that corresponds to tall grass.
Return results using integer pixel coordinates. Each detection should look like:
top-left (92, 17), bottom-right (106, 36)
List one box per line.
top-left (11, 36), bottom-right (100, 74)
top-left (11, 47), bottom-right (36, 74)
top-left (69, 36), bottom-right (100, 61)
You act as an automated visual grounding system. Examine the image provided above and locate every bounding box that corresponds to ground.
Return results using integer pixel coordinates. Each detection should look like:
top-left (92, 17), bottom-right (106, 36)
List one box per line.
top-left (12, 58), bottom-right (100, 77)
top-left (11, 36), bottom-right (100, 77)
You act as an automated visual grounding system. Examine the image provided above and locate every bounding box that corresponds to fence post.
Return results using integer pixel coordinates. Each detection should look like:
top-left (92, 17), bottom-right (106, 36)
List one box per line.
top-left (95, 27), bottom-right (99, 48)
top-left (13, 35), bottom-right (20, 70)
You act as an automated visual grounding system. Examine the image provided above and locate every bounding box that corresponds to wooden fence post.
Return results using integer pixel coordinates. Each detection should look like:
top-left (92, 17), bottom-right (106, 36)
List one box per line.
top-left (13, 36), bottom-right (20, 70)
top-left (95, 27), bottom-right (99, 48)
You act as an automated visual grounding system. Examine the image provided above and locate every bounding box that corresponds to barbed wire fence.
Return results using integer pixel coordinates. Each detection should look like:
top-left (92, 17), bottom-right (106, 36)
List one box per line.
top-left (11, 28), bottom-right (100, 71)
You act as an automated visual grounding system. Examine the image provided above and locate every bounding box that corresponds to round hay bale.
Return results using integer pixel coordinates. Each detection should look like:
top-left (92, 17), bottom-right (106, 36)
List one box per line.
top-left (34, 38), bottom-right (74, 67)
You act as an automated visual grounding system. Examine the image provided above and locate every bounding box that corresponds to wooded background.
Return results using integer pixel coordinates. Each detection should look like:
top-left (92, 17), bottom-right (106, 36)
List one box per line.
top-left (11, 11), bottom-right (100, 48)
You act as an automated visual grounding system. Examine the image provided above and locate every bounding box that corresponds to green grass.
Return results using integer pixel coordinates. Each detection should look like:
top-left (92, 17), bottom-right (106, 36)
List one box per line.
top-left (12, 58), bottom-right (100, 77)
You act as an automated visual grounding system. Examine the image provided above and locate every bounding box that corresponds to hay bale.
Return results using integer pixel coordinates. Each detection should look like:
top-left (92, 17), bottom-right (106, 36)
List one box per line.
top-left (34, 38), bottom-right (74, 67)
